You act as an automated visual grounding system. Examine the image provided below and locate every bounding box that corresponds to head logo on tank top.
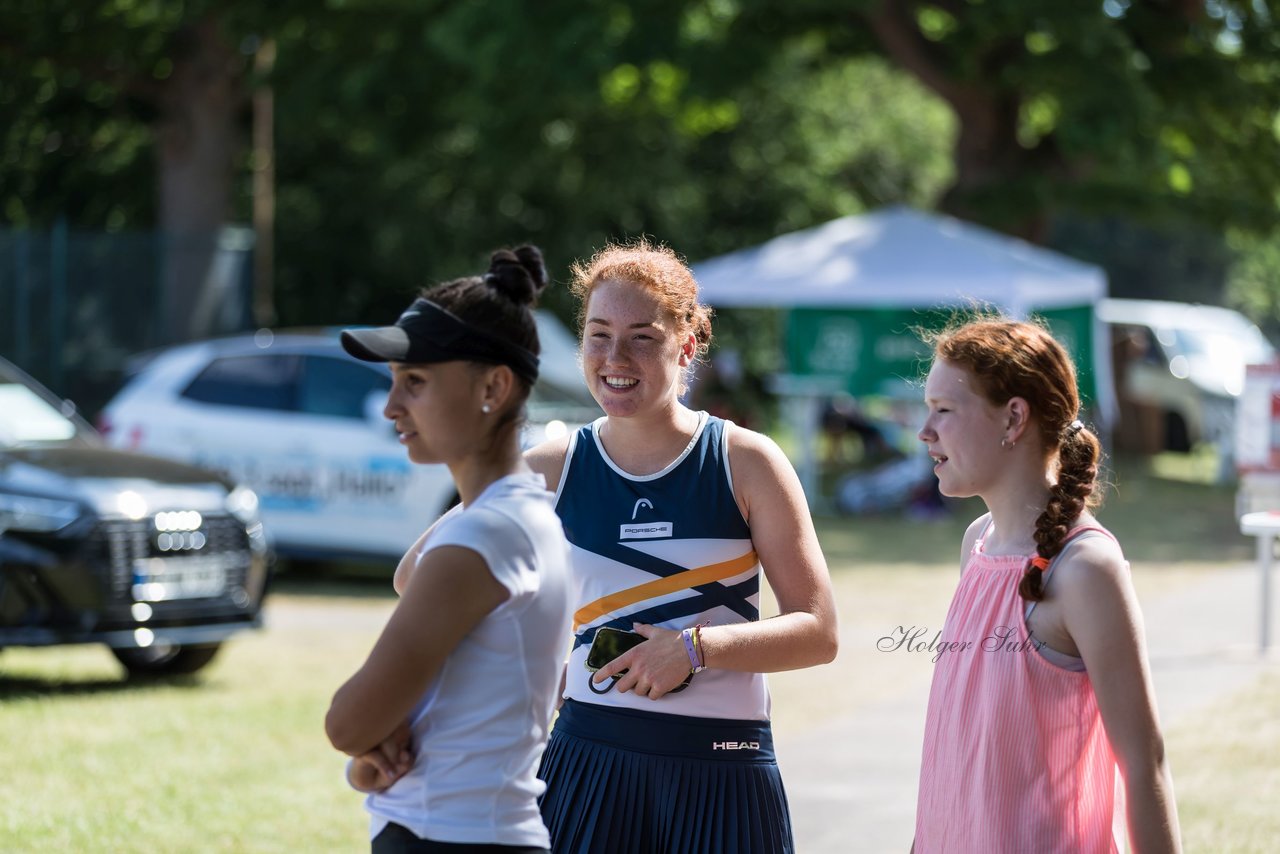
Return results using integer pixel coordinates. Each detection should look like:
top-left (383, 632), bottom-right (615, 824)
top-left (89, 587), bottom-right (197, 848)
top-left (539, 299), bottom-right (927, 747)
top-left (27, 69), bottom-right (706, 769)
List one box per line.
top-left (619, 498), bottom-right (673, 540)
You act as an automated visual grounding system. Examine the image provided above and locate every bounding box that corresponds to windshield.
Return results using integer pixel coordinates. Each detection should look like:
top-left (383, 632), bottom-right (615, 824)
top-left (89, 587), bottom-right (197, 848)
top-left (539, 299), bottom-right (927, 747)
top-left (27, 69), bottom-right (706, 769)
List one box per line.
top-left (0, 376), bottom-right (94, 448)
top-left (1163, 325), bottom-right (1276, 396)
top-left (1170, 325), bottom-right (1273, 363)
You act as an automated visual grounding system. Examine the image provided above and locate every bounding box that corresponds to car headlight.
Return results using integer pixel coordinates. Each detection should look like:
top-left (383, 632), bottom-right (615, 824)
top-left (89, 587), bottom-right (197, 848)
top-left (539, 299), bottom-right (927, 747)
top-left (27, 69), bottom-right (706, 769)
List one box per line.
top-left (0, 492), bottom-right (82, 535)
top-left (224, 485), bottom-right (261, 526)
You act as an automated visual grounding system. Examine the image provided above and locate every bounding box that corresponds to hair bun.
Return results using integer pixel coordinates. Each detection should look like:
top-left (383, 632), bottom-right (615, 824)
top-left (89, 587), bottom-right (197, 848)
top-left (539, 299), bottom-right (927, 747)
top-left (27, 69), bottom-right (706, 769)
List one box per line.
top-left (486, 245), bottom-right (548, 306)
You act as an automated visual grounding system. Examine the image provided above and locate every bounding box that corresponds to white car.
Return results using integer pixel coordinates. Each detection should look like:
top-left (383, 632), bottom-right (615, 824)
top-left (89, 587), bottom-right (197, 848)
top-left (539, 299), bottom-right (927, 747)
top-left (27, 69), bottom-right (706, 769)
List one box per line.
top-left (100, 313), bottom-right (597, 561)
top-left (1099, 298), bottom-right (1275, 453)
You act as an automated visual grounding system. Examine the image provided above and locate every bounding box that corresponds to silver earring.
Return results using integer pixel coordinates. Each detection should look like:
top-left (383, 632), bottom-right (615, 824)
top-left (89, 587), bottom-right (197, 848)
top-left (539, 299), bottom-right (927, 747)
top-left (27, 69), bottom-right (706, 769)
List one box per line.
top-left (1001, 437), bottom-right (1015, 449)
top-left (482, 404), bottom-right (491, 414)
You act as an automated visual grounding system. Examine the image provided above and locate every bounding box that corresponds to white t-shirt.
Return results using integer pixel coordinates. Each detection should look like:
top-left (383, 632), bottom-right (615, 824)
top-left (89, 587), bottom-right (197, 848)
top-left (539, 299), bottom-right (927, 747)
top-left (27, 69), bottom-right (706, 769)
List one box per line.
top-left (364, 472), bottom-right (572, 847)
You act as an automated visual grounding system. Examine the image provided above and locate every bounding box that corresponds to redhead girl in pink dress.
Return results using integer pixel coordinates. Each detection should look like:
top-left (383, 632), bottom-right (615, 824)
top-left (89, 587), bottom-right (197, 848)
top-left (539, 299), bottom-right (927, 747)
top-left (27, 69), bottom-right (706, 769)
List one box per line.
top-left (913, 318), bottom-right (1181, 854)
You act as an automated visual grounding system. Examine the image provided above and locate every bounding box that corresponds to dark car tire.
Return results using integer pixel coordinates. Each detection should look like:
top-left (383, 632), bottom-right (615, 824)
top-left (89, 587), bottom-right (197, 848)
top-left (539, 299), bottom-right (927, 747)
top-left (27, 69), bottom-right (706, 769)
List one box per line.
top-left (111, 642), bottom-right (223, 678)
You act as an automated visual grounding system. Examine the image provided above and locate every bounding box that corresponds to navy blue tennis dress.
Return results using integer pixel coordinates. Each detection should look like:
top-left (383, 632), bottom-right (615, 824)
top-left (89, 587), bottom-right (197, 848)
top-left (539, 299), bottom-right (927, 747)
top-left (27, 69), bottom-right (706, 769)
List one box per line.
top-left (537, 412), bottom-right (794, 854)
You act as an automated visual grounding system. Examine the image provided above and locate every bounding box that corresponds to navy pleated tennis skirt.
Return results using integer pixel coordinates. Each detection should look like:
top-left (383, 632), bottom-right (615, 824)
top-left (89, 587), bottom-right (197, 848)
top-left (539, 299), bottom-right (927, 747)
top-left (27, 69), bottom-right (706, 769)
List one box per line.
top-left (537, 700), bottom-right (794, 854)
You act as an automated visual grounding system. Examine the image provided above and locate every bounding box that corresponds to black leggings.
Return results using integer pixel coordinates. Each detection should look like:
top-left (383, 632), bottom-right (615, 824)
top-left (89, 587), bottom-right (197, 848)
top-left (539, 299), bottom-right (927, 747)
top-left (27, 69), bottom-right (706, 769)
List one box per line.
top-left (372, 822), bottom-right (548, 854)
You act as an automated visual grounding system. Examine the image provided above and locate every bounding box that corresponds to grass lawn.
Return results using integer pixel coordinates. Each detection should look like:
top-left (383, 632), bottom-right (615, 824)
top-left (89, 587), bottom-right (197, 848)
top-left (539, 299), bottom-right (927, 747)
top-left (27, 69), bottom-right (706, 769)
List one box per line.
top-left (0, 601), bottom-right (382, 853)
top-left (1167, 668), bottom-right (1280, 851)
top-left (810, 450), bottom-right (1251, 565)
top-left (0, 449), bottom-right (1274, 851)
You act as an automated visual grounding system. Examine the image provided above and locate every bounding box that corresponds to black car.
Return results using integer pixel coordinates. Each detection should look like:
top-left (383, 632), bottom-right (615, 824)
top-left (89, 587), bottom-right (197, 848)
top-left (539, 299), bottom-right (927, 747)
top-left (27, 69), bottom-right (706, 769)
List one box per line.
top-left (0, 356), bottom-right (270, 677)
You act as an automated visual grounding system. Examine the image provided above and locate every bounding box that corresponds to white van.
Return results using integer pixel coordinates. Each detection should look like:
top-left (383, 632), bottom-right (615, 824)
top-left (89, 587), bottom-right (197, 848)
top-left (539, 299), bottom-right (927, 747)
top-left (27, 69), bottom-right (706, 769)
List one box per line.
top-left (99, 313), bottom-right (597, 562)
top-left (1098, 298), bottom-right (1275, 454)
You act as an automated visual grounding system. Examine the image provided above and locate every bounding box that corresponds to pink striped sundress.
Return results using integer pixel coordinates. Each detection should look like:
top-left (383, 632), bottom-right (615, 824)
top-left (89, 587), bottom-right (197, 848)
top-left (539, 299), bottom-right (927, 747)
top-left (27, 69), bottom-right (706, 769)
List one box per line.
top-left (914, 523), bottom-right (1124, 853)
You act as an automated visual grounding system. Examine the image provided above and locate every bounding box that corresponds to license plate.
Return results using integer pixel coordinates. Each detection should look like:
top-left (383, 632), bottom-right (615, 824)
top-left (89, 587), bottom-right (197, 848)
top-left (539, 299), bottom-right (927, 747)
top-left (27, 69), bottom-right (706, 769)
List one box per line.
top-left (132, 555), bottom-right (229, 601)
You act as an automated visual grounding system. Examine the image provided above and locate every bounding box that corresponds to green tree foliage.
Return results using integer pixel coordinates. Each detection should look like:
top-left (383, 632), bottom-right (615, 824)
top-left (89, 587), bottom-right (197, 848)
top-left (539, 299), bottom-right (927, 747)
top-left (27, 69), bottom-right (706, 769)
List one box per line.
top-left (1227, 228), bottom-right (1280, 337)
top-left (1, 0), bottom-right (953, 328)
top-left (4, 0), bottom-right (1279, 334)
top-left (728, 0), bottom-right (1280, 241)
top-left (0, 1), bottom-right (307, 339)
top-left (268, 7), bottom-right (956, 327)
top-left (0, 1), bottom-right (177, 228)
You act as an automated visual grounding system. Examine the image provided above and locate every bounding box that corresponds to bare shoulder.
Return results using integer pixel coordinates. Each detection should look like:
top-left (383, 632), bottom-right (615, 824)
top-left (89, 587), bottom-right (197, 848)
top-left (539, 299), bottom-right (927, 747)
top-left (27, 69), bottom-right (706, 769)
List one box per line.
top-left (1053, 527), bottom-right (1130, 595)
top-left (1052, 526), bottom-right (1142, 645)
top-left (723, 423), bottom-right (806, 522)
top-left (523, 435), bottom-right (572, 493)
top-left (961, 513), bottom-right (991, 551)
top-left (724, 422), bottom-right (792, 477)
top-left (958, 513), bottom-right (991, 572)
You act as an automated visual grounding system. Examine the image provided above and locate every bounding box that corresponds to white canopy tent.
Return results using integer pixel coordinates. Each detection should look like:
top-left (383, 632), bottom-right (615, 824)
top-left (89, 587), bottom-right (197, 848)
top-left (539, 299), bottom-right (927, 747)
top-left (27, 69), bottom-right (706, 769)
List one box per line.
top-left (691, 206), bottom-right (1116, 506)
top-left (693, 205), bottom-right (1108, 313)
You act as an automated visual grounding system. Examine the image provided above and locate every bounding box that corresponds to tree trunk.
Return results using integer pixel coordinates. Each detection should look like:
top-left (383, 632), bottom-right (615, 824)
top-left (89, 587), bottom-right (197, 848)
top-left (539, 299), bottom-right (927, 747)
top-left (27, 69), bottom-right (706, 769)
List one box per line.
top-left (252, 40), bottom-right (277, 328)
top-left (155, 18), bottom-right (242, 342)
top-left (940, 91), bottom-right (1058, 244)
top-left (865, 2), bottom-right (1064, 243)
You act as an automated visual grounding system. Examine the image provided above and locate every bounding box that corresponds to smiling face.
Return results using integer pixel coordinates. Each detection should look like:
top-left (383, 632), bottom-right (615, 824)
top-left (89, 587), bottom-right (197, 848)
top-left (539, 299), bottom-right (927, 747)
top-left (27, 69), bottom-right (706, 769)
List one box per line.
top-left (581, 278), bottom-right (695, 419)
top-left (918, 358), bottom-right (1011, 498)
top-left (383, 360), bottom-right (487, 465)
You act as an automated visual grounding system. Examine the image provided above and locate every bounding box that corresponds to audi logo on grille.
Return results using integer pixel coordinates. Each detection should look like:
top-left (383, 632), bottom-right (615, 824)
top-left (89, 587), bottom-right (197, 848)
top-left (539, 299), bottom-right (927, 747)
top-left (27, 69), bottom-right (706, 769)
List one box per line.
top-left (156, 531), bottom-right (207, 552)
top-left (154, 511), bottom-right (203, 532)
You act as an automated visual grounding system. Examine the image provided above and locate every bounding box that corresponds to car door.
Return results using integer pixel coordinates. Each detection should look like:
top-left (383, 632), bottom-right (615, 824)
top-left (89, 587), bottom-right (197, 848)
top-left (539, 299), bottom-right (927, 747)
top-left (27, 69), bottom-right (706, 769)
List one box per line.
top-left (170, 352), bottom-right (336, 551)
top-left (293, 354), bottom-right (456, 558)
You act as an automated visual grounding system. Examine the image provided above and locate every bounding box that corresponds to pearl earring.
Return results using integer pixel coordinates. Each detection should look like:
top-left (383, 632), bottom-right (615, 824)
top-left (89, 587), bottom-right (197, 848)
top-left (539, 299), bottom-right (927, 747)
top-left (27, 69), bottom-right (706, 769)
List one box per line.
top-left (482, 404), bottom-right (491, 414)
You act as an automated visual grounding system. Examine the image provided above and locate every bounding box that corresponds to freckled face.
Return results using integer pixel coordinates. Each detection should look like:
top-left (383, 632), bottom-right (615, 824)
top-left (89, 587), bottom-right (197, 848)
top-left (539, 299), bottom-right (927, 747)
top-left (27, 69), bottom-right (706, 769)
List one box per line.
top-left (383, 361), bottom-right (484, 464)
top-left (917, 359), bottom-right (1008, 498)
top-left (581, 278), bottom-right (694, 419)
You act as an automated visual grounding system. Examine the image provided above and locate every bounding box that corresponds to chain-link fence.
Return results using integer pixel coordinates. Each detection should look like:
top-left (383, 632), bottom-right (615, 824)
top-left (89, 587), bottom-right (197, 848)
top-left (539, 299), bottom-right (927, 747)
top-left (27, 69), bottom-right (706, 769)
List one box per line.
top-left (0, 222), bottom-right (253, 418)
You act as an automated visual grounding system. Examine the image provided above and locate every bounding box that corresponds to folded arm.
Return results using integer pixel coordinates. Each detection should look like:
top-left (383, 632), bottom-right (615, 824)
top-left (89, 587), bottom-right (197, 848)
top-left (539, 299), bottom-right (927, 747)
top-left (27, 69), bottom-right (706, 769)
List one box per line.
top-left (325, 545), bottom-right (509, 756)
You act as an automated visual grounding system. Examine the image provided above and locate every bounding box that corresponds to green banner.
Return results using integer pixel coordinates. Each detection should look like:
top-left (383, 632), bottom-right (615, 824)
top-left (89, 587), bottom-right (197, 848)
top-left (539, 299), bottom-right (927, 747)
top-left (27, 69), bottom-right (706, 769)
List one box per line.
top-left (1036, 304), bottom-right (1096, 409)
top-left (785, 306), bottom-right (1096, 403)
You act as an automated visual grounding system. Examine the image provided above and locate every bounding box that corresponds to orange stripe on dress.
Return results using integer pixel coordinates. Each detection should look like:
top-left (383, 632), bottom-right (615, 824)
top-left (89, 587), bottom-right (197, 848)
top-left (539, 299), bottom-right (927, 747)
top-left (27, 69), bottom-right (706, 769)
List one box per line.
top-left (572, 550), bottom-right (759, 631)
